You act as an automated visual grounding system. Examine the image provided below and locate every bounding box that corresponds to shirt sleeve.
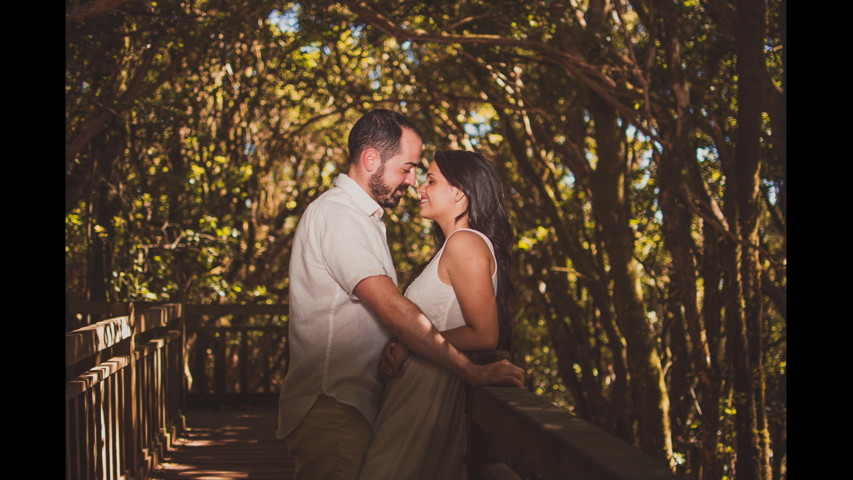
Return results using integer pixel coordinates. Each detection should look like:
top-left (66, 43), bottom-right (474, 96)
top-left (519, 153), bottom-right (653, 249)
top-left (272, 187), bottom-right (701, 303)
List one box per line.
top-left (318, 205), bottom-right (392, 297)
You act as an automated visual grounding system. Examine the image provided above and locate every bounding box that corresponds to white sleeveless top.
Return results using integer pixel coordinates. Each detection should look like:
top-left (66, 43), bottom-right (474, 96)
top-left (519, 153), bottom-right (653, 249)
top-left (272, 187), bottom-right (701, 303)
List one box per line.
top-left (358, 228), bottom-right (499, 480)
top-left (404, 228), bottom-right (497, 332)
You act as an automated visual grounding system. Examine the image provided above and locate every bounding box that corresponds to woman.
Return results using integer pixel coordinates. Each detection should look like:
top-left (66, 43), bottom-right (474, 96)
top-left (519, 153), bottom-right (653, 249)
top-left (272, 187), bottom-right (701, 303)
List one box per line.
top-left (358, 150), bottom-right (514, 480)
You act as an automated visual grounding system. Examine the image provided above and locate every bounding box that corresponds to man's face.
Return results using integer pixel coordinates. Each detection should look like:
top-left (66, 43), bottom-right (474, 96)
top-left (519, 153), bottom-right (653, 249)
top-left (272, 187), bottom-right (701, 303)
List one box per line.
top-left (368, 127), bottom-right (422, 208)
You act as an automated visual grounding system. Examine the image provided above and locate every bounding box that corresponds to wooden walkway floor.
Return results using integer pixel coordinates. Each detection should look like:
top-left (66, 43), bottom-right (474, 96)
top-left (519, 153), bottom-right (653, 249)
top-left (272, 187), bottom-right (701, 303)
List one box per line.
top-left (150, 405), bottom-right (294, 480)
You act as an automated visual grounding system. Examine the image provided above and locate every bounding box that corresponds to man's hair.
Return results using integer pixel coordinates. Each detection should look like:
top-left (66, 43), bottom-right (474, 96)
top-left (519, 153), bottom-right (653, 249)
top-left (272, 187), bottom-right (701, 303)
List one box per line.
top-left (347, 109), bottom-right (422, 165)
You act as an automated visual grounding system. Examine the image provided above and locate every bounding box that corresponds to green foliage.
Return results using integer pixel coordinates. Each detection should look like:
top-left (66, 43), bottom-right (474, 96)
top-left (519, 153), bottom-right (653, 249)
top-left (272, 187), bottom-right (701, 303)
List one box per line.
top-left (67, 1), bottom-right (785, 478)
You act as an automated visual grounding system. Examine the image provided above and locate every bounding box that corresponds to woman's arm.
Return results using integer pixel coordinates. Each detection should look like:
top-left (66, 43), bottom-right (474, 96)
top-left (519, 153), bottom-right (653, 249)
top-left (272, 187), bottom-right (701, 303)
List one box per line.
top-left (438, 231), bottom-right (500, 351)
top-left (379, 231), bottom-right (498, 381)
top-left (354, 273), bottom-right (522, 387)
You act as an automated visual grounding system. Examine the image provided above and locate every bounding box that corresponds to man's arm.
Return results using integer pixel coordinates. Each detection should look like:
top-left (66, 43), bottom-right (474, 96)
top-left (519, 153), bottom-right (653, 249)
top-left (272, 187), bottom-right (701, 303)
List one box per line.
top-left (353, 274), bottom-right (524, 387)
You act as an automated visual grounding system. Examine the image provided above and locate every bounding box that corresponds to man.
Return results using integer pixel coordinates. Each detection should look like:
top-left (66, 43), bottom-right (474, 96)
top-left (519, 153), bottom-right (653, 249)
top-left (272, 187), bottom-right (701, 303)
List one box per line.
top-left (276, 109), bottom-right (525, 480)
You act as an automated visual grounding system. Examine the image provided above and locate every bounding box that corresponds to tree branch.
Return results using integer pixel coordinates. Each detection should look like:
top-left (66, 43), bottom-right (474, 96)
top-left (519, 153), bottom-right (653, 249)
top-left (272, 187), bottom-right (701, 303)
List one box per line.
top-left (66, 0), bottom-right (132, 23)
top-left (338, 0), bottom-right (653, 132)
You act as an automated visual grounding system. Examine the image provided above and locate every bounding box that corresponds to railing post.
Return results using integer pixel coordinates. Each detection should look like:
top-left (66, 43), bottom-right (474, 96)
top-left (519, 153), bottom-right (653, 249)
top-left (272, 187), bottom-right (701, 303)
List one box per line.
top-left (261, 331), bottom-right (272, 394)
top-left (193, 330), bottom-right (208, 396)
top-left (467, 351), bottom-right (518, 480)
top-left (240, 328), bottom-right (249, 393)
top-left (66, 302), bottom-right (139, 480)
top-left (66, 302), bottom-right (190, 479)
top-left (125, 302), bottom-right (140, 479)
top-left (178, 303), bottom-right (189, 416)
top-left (214, 330), bottom-right (227, 394)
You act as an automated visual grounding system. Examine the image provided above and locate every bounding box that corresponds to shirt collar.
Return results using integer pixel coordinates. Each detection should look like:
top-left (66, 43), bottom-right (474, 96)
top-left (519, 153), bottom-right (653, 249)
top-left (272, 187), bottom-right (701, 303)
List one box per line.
top-left (334, 173), bottom-right (384, 218)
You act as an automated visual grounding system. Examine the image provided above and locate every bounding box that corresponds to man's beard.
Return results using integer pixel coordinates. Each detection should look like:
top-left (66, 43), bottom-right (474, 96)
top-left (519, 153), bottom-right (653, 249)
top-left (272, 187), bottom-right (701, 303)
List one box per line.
top-left (368, 165), bottom-right (408, 208)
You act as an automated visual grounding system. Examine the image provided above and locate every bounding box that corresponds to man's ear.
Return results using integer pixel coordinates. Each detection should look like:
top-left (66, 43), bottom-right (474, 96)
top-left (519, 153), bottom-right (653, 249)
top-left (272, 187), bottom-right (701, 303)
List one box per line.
top-left (361, 148), bottom-right (380, 173)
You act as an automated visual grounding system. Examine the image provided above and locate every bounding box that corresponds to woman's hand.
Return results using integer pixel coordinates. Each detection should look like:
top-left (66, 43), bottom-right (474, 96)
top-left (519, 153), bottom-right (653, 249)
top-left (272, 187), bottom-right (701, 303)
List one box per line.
top-left (379, 338), bottom-right (411, 381)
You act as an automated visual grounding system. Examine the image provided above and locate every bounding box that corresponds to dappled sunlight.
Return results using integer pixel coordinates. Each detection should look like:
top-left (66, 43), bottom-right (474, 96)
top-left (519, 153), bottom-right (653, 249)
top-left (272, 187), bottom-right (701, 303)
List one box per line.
top-left (150, 408), bottom-right (292, 480)
top-left (68, 0), bottom-right (785, 475)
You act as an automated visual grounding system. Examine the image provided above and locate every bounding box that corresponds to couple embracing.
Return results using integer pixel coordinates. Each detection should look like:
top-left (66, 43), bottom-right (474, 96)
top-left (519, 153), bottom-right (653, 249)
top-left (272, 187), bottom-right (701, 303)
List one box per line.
top-left (276, 108), bottom-right (525, 480)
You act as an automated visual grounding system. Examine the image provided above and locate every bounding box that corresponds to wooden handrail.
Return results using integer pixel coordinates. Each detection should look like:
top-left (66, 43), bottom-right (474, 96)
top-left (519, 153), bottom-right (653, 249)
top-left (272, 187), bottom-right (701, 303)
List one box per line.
top-left (465, 350), bottom-right (677, 480)
top-left (466, 386), bottom-right (678, 480)
top-left (66, 302), bottom-right (186, 480)
top-left (66, 314), bottom-right (133, 367)
top-left (185, 303), bottom-right (288, 316)
top-left (65, 304), bottom-right (678, 480)
top-left (183, 305), bottom-right (288, 401)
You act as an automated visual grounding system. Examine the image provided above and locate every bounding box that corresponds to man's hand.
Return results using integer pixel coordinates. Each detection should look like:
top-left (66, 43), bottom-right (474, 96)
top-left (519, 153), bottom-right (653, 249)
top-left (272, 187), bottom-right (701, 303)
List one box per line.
top-left (355, 276), bottom-right (524, 387)
top-left (378, 339), bottom-right (411, 381)
top-left (473, 359), bottom-right (525, 388)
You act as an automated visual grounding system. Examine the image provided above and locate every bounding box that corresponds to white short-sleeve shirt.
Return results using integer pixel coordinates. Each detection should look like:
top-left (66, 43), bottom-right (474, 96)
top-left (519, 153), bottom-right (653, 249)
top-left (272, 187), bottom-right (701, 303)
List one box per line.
top-left (276, 173), bottom-right (396, 439)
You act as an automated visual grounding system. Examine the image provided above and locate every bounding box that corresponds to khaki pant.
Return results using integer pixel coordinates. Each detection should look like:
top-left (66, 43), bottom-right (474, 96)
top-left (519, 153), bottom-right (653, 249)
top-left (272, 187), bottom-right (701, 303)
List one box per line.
top-left (286, 395), bottom-right (371, 480)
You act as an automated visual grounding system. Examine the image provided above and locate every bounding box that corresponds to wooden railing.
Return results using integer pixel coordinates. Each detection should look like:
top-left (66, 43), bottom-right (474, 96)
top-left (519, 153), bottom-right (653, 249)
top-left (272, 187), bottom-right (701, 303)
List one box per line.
top-left (66, 303), bottom-right (186, 480)
top-left (467, 386), bottom-right (677, 480)
top-left (466, 352), bottom-right (677, 480)
top-left (183, 304), bottom-right (288, 405)
top-left (66, 303), bottom-right (677, 480)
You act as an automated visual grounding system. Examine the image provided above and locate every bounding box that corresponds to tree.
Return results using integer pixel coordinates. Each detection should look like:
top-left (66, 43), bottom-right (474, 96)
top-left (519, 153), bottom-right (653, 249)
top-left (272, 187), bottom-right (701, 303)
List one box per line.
top-left (66, 1), bottom-right (786, 477)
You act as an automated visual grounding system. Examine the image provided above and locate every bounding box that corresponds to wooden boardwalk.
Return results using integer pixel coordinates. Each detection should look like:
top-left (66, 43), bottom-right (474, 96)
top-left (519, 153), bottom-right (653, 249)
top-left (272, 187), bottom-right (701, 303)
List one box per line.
top-left (67, 304), bottom-right (679, 480)
top-left (150, 405), bottom-right (294, 480)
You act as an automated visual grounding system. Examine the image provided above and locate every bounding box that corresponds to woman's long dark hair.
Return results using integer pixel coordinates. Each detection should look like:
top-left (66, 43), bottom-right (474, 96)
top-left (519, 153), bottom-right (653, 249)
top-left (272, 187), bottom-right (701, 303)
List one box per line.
top-left (431, 150), bottom-right (515, 351)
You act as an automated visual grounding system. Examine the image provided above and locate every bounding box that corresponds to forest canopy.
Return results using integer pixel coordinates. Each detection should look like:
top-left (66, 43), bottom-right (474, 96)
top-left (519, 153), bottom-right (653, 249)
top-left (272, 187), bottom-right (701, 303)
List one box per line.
top-left (66, 1), bottom-right (786, 479)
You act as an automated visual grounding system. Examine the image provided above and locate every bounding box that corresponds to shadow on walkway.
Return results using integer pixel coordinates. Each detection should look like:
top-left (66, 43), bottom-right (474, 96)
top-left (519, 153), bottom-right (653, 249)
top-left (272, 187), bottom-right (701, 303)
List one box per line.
top-left (151, 404), bottom-right (293, 480)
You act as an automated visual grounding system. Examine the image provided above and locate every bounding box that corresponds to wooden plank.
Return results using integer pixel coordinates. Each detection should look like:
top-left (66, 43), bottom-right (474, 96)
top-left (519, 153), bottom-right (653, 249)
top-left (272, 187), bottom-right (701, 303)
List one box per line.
top-left (66, 316), bottom-right (133, 366)
top-left (137, 304), bottom-right (183, 332)
top-left (68, 301), bottom-right (133, 316)
top-left (66, 396), bottom-right (79, 480)
top-left (67, 356), bottom-right (130, 401)
top-left (185, 304), bottom-right (288, 317)
top-left (469, 386), bottom-right (678, 480)
top-left (194, 325), bottom-right (288, 333)
top-left (149, 407), bottom-right (293, 480)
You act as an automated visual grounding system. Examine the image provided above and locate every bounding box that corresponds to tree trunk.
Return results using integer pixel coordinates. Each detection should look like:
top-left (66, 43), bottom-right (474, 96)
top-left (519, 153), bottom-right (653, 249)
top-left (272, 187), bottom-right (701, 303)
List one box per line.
top-left (654, 3), bottom-right (723, 470)
top-left (588, 92), bottom-right (672, 466)
top-left (85, 124), bottom-right (124, 306)
top-left (699, 222), bottom-right (724, 480)
top-left (500, 113), bottom-right (612, 427)
top-left (734, 0), bottom-right (771, 477)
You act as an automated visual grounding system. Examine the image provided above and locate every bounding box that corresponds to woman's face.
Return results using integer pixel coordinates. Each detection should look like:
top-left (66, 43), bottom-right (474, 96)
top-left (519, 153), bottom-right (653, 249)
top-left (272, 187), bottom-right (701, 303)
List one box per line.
top-left (416, 161), bottom-right (464, 222)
